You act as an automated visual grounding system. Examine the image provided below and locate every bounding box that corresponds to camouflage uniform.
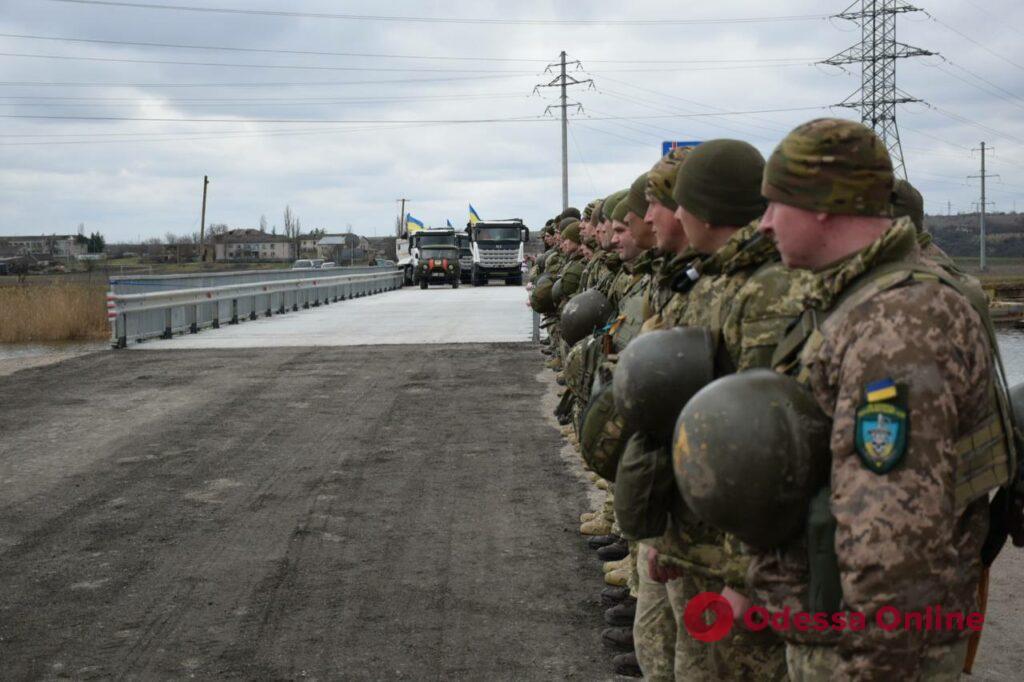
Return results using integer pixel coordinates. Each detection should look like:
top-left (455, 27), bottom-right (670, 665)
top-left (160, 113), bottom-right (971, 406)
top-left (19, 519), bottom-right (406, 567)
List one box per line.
top-left (749, 119), bottom-right (1006, 681)
top-left (653, 222), bottom-right (810, 681)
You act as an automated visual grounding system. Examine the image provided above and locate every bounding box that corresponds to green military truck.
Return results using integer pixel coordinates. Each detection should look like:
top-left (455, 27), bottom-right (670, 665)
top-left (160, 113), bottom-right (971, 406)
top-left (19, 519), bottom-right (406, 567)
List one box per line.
top-left (412, 227), bottom-right (461, 289)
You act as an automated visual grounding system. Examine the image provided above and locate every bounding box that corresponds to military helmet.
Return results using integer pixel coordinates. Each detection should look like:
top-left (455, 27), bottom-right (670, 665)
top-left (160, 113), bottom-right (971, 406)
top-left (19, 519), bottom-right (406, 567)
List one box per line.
top-left (530, 273), bottom-right (557, 314)
top-left (580, 384), bottom-right (633, 481)
top-left (613, 327), bottom-right (715, 442)
top-left (673, 369), bottom-right (830, 549)
top-left (551, 277), bottom-right (565, 306)
top-left (561, 289), bottom-right (613, 346)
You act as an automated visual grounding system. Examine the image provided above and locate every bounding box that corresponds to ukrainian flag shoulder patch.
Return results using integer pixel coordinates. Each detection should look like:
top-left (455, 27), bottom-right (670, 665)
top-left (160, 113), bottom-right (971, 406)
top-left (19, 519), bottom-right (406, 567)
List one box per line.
top-left (865, 377), bottom-right (898, 403)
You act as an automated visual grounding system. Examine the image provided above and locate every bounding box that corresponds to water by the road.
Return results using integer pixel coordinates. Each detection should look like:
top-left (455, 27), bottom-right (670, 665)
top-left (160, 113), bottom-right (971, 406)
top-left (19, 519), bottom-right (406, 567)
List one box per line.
top-left (998, 330), bottom-right (1024, 386)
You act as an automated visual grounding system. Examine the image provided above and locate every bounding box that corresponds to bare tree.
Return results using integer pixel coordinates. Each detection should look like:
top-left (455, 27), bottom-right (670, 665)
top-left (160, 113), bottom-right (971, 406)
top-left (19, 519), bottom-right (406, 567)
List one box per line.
top-left (283, 205), bottom-right (297, 238)
top-left (259, 214), bottom-right (269, 232)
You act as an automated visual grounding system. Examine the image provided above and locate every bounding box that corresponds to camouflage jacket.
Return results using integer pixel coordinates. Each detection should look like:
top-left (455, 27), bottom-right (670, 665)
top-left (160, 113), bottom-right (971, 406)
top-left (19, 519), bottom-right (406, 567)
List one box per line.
top-left (556, 253), bottom-right (586, 307)
top-left (580, 249), bottom-right (607, 290)
top-left (530, 246), bottom-right (558, 282)
top-left (655, 223), bottom-right (812, 585)
top-left (594, 253), bottom-right (623, 298)
top-left (544, 250), bottom-right (566, 277)
top-left (747, 219), bottom-right (994, 679)
top-left (609, 249), bottom-right (658, 353)
top-left (641, 249), bottom-right (700, 328)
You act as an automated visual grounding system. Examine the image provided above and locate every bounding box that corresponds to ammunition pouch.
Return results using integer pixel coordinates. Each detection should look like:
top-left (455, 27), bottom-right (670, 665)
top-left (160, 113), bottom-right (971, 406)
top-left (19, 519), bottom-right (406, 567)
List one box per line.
top-left (613, 433), bottom-right (675, 541)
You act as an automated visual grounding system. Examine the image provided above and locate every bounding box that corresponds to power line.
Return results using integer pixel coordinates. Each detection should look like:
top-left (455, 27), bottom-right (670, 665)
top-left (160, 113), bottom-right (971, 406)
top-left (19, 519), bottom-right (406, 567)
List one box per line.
top-left (0, 32), bottom-right (822, 66)
top-left (48, 1), bottom-right (830, 26)
top-left (923, 9), bottom-right (1024, 74)
top-left (0, 106), bottom-right (829, 125)
top-left (0, 74), bottom-right (525, 88)
top-left (0, 93), bottom-right (528, 107)
top-left (0, 51), bottom-right (539, 74)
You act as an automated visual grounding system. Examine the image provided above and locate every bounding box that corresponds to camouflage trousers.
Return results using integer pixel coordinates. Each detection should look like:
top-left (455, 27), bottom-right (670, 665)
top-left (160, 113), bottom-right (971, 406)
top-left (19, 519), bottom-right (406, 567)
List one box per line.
top-left (634, 542), bottom-right (787, 681)
top-left (633, 541), bottom-right (712, 681)
top-left (785, 639), bottom-right (968, 682)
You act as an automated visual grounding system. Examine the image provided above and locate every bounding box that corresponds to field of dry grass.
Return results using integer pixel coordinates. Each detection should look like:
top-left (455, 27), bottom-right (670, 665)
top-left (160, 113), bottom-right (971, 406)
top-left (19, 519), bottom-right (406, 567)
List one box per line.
top-left (0, 284), bottom-right (109, 343)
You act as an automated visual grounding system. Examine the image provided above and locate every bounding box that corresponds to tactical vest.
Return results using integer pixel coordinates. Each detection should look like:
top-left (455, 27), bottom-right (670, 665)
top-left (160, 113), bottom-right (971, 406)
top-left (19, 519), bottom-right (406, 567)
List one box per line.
top-left (771, 260), bottom-right (1016, 612)
top-left (772, 260), bottom-right (1016, 512)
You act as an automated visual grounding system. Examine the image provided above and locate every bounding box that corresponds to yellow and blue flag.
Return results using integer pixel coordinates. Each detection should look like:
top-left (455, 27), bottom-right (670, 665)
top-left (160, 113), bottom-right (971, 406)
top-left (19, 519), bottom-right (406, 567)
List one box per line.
top-left (469, 204), bottom-right (481, 226)
top-left (405, 213), bottom-right (425, 234)
top-left (865, 378), bottom-right (897, 403)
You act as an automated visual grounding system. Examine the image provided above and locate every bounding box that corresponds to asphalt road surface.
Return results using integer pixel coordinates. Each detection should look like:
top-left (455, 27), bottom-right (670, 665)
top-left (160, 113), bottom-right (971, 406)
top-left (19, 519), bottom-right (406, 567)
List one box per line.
top-left (0, 345), bottom-right (610, 680)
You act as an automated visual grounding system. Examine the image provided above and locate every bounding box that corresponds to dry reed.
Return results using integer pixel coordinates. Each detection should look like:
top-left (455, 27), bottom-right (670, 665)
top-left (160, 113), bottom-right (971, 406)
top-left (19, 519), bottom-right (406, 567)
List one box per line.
top-left (0, 283), bottom-right (109, 343)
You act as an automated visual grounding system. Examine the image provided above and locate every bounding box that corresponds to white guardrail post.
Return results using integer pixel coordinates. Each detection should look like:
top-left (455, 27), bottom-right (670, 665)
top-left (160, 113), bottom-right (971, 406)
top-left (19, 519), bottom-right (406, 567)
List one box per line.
top-left (108, 269), bottom-right (402, 348)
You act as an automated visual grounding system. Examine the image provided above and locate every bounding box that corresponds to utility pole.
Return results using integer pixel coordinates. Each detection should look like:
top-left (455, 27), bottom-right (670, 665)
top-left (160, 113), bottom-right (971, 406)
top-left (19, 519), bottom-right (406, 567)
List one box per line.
top-left (535, 52), bottom-right (593, 211)
top-left (947, 200), bottom-right (951, 216)
top-left (396, 198), bottom-right (408, 237)
top-left (822, 1), bottom-right (934, 179)
top-left (199, 175), bottom-right (209, 262)
top-left (969, 142), bottom-right (998, 272)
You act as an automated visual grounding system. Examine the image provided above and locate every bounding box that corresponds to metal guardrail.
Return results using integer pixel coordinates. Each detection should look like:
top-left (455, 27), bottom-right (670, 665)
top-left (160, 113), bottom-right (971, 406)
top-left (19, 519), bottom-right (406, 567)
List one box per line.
top-left (108, 265), bottom-right (389, 294)
top-left (107, 269), bottom-right (403, 348)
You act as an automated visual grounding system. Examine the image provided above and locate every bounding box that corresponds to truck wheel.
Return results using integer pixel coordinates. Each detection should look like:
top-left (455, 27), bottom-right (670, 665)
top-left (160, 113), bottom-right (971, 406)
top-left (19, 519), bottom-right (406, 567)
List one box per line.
top-left (452, 279), bottom-right (459, 289)
top-left (419, 280), bottom-right (428, 290)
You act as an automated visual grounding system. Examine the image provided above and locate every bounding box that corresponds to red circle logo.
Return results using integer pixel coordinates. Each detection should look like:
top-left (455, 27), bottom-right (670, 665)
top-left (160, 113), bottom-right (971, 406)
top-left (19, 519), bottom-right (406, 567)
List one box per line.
top-left (683, 592), bottom-right (735, 643)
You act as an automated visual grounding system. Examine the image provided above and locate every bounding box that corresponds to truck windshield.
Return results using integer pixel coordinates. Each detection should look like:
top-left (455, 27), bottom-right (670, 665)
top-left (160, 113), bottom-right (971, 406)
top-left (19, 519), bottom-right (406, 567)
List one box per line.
top-left (418, 234), bottom-right (456, 247)
top-left (475, 227), bottom-right (521, 241)
top-left (421, 247), bottom-right (459, 260)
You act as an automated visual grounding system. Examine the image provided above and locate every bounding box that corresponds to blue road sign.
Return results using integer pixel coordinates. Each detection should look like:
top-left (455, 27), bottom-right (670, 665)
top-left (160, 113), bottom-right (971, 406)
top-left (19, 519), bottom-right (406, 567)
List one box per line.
top-left (662, 140), bottom-right (702, 156)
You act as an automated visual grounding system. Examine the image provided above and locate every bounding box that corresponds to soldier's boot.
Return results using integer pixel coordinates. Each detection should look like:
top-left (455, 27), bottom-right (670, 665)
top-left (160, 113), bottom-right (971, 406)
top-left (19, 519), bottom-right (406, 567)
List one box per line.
top-left (541, 346), bottom-right (554, 355)
top-left (555, 372), bottom-right (566, 386)
top-left (612, 652), bottom-right (642, 678)
top-left (586, 471), bottom-right (600, 483)
top-left (580, 518), bottom-right (613, 536)
top-left (586, 533), bottom-right (619, 549)
top-left (579, 511), bottom-right (598, 523)
top-left (603, 597), bottom-right (636, 627)
top-left (602, 556), bottom-right (630, 573)
top-left (604, 567), bottom-right (629, 587)
top-left (594, 478), bottom-right (610, 491)
top-left (596, 538), bottom-right (629, 562)
top-left (600, 626), bottom-right (634, 651)
top-left (601, 585), bottom-right (630, 607)
top-left (545, 357), bottom-right (562, 371)
top-left (560, 425), bottom-right (574, 437)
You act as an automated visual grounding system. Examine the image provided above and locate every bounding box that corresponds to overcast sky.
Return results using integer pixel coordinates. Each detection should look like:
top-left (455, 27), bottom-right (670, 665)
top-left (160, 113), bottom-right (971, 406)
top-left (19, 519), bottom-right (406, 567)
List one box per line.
top-left (1, 0), bottom-right (1023, 242)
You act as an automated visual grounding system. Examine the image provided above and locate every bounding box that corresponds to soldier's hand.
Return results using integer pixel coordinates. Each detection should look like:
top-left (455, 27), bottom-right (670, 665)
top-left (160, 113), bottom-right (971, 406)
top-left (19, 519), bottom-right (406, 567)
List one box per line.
top-left (647, 546), bottom-right (682, 583)
top-left (721, 587), bottom-right (751, 626)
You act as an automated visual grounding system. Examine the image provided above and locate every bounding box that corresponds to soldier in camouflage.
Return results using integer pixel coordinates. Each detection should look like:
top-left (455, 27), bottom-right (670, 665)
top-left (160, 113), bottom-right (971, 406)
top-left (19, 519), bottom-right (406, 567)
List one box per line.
top-left (635, 139), bottom-right (814, 681)
top-left (749, 118), bottom-right (1008, 680)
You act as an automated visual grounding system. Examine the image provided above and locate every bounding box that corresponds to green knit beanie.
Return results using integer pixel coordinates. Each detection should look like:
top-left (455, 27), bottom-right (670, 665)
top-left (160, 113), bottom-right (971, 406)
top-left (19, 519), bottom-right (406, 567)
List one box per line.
top-left (602, 189), bottom-right (629, 222)
top-left (625, 172), bottom-right (650, 220)
top-left (673, 139), bottom-right (767, 226)
top-left (612, 188), bottom-right (635, 222)
top-left (560, 220), bottom-right (581, 244)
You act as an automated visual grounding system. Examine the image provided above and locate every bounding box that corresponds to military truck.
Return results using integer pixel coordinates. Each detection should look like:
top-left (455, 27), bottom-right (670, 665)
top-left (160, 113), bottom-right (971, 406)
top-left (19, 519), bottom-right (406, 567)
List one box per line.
top-left (411, 227), bottom-right (461, 289)
top-left (467, 219), bottom-right (529, 286)
top-left (456, 233), bottom-right (474, 284)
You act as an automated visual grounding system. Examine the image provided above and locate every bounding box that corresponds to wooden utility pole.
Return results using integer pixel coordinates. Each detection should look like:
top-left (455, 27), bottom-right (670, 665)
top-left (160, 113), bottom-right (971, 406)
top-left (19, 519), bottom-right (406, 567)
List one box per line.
top-left (199, 175), bottom-right (209, 262)
top-left (397, 198), bottom-right (408, 237)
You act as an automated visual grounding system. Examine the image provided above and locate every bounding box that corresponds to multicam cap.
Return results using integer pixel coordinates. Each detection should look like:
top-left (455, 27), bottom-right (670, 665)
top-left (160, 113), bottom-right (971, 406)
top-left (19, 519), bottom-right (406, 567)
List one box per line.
top-left (762, 118), bottom-right (894, 217)
top-left (583, 200), bottom-right (598, 223)
top-left (590, 199), bottom-right (605, 226)
top-left (646, 146), bottom-right (694, 210)
top-left (625, 172), bottom-right (650, 220)
top-left (560, 219), bottom-right (582, 244)
top-left (602, 189), bottom-right (629, 222)
top-left (891, 178), bottom-right (924, 232)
